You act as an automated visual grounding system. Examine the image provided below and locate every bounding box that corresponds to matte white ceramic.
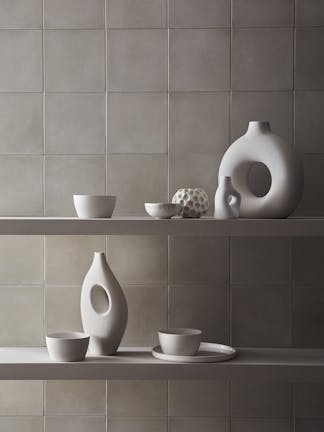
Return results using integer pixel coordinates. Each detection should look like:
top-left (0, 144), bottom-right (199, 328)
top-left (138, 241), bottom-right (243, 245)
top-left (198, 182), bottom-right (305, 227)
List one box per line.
top-left (172, 188), bottom-right (209, 218)
top-left (73, 195), bottom-right (116, 218)
top-left (144, 203), bottom-right (180, 219)
top-left (81, 252), bottom-right (128, 356)
top-left (152, 342), bottom-right (236, 363)
top-left (218, 121), bottom-right (304, 218)
top-left (46, 331), bottom-right (89, 362)
top-left (158, 328), bottom-right (202, 356)
top-left (214, 176), bottom-right (241, 219)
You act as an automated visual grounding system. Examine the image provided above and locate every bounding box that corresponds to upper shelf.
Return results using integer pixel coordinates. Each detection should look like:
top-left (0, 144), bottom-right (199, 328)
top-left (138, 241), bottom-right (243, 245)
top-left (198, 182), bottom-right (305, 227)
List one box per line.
top-left (0, 216), bottom-right (322, 236)
top-left (0, 346), bottom-right (323, 381)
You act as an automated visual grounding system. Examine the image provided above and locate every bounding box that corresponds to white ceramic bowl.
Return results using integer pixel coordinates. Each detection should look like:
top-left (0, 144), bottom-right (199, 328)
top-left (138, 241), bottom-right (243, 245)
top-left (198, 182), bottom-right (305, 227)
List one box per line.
top-left (144, 203), bottom-right (180, 219)
top-left (158, 328), bottom-right (202, 356)
top-left (46, 331), bottom-right (90, 362)
top-left (73, 195), bottom-right (116, 218)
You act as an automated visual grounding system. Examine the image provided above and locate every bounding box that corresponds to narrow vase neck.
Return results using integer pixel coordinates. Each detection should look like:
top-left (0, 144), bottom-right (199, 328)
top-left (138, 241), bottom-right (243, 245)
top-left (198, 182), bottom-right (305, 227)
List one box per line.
top-left (93, 251), bottom-right (108, 267)
top-left (246, 121), bottom-right (271, 136)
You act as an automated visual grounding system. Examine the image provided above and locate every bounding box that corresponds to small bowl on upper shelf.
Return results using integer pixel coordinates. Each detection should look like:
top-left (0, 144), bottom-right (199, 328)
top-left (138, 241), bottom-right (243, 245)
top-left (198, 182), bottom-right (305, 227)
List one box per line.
top-left (46, 331), bottom-right (90, 362)
top-left (144, 203), bottom-right (180, 219)
top-left (73, 195), bottom-right (116, 218)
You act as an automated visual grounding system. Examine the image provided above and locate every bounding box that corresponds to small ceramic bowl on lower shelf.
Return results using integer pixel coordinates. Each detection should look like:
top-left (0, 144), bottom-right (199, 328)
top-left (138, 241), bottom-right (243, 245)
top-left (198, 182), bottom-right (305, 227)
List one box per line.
top-left (144, 203), bottom-right (180, 219)
top-left (46, 331), bottom-right (90, 362)
top-left (158, 328), bottom-right (202, 356)
top-left (73, 195), bottom-right (116, 218)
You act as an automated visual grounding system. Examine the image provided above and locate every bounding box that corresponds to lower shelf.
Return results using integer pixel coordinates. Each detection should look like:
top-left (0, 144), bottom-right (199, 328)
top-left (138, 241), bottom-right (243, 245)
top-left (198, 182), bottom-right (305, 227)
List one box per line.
top-left (0, 347), bottom-right (323, 381)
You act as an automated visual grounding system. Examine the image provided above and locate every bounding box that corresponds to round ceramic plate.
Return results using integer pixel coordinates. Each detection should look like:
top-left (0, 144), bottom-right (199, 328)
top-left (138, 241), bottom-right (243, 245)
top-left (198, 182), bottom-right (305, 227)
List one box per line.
top-left (152, 342), bottom-right (236, 363)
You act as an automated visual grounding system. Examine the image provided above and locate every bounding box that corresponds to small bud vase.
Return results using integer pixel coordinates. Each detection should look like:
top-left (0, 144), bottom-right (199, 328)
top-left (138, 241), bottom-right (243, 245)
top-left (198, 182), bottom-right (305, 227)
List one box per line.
top-left (214, 176), bottom-right (241, 219)
top-left (81, 252), bottom-right (128, 356)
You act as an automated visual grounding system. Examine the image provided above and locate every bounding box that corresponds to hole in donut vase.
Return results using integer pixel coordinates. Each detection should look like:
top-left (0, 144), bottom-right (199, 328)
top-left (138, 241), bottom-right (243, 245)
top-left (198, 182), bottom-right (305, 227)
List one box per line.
top-left (90, 285), bottom-right (110, 315)
top-left (247, 162), bottom-right (272, 198)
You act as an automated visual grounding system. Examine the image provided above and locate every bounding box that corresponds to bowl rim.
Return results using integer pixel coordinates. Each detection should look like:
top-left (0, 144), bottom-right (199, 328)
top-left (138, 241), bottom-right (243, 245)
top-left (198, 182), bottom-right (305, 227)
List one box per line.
top-left (145, 202), bottom-right (179, 207)
top-left (46, 331), bottom-right (90, 341)
top-left (73, 195), bottom-right (116, 199)
top-left (158, 328), bottom-right (202, 336)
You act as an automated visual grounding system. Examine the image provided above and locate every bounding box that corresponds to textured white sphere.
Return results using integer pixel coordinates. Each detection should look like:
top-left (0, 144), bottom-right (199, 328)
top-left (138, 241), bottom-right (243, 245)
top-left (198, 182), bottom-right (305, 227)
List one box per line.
top-left (172, 188), bottom-right (209, 218)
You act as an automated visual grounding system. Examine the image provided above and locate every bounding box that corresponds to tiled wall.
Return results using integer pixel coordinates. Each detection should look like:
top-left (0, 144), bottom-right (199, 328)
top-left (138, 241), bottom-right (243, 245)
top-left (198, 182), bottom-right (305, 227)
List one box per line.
top-left (0, 0), bottom-right (323, 431)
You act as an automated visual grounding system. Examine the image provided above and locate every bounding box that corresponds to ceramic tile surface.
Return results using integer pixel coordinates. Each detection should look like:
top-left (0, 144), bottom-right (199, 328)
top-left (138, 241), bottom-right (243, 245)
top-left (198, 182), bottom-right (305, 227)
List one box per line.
top-left (0, 0), bottom-right (320, 426)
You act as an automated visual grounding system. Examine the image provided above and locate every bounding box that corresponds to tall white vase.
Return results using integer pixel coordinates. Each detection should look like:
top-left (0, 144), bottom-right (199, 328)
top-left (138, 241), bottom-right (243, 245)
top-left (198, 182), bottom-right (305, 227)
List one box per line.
top-left (81, 252), bottom-right (128, 355)
top-left (214, 176), bottom-right (241, 219)
top-left (218, 121), bottom-right (304, 218)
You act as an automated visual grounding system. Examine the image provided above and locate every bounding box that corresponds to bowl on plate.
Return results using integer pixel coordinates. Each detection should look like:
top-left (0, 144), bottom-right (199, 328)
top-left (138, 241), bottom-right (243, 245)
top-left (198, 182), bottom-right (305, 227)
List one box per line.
top-left (46, 331), bottom-right (90, 362)
top-left (144, 203), bottom-right (180, 219)
top-left (158, 328), bottom-right (202, 356)
top-left (73, 195), bottom-right (116, 218)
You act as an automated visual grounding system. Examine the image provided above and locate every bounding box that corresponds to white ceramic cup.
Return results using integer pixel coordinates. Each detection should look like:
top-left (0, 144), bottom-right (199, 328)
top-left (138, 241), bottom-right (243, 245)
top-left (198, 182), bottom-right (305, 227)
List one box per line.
top-left (73, 195), bottom-right (116, 218)
top-left (158, 328), bottom-right (202, 356)
top-left (46, 331), bottom-right (90, 362)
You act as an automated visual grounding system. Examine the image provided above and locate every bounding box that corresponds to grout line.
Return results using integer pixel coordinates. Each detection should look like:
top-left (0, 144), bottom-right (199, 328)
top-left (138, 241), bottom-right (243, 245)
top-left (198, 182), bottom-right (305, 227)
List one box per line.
top-left (42, 3), bottom-right (46, 429)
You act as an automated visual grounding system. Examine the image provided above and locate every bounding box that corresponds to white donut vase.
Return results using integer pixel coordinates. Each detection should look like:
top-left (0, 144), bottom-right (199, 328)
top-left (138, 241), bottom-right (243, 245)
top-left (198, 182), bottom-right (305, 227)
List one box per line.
top-left (218, 121), bottom-right (304, 218)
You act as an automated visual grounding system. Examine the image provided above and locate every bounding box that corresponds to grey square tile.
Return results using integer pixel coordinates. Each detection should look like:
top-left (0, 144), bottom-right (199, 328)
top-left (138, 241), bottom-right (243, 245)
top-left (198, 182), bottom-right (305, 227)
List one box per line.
top-left (293, 155), bottom-right (324, 216)
top-left (107, 155), bottom-right (168, 216)
top-left (45, 156), bottom-right (106, 216)
top-left (0, 236), bottom-right (43, 284)
top-left (169, 236), bottom-right (229, 284)
top-left (107, 0), bottom-right (167, 28)
top-left (231, 238), bottom-right (292, 283)
top-left (231, 91), bottom-right (293, 144)
top-left (294, 285), bottom-right (324, 348)
top-left (168, 381), bottom-right (229, 417)
top-left (295, 383), bottom-right (324, 418)
top-left (232, 419), bottom-right (293, 432)
top-left (294, 238), bottom-right (324, 284)
top-left (45, 94), bottom-right (105, 155)
top-left (108, 418), bottom-right (167, 432)
top-left (170, 153), bottom-right (222, 215)
top-left (0, 156), bottom-right (43, 216)
top-left (232, 0), bottom-right (294, 27)
top-left (45, 380), bottom-right (106, 415)
top-left (232, 283), bottom-right (292, 347)
top-left (107, 381), bottom-right (167, 417)
top-left (296, 28), bottom-right (324, 90)
top-left (122, 284), bottom-right (167, 346)
top-left (231, 382), bottom-right (293, 418)
top-left (0, 417), bottom-right (43, 432)
top-left (45, 30), bottom-right (105, 92)
top-left (45, 285), bottom-right (82, 334)
top-left (107, 236), bottom-right (167, 285)
top-left (0, 381), bottom-right (43, 415)
top-left (169, 0), bottom-right (230, 28)
top-left (0, 0), bottom-right (42, 28)
top-left (0, 286), bottom-right (43, 345)
top-left (108, 93), bottom-right (167, 154)
top-left (45, 236), bottom-right (105, 285)
top-left (0, 30), bottom-right (42, 91)
top-left (0, 93), bottom-right (43, 154)
top-left (295, 91), bottom-right (324, 153)
top-left (169, 284), bottom-right (229, 343)
top-left (45, 0), bottom-right (105, 28)
top-left (45, 417), bottom-right (105, 432)
top-left (232, 29), bottom-right (293, 90)
top-left (170, 29), bottom-right (230, 91)
top-left (107, 29), bottom-right (167, 91)
top-left (170, 92), bottom-right (229, 155)
top-left (296, 0), bottom-right (324, 26)
top-left (296, 420), bottom-right (324, 432)
top-left (169, 418), bottom-right (229, 432)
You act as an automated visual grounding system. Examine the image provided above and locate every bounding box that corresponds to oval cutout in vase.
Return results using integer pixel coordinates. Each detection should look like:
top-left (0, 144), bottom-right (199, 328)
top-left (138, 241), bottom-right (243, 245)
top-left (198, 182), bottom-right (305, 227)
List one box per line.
top-left (81, 252), bottom-right (128, 356)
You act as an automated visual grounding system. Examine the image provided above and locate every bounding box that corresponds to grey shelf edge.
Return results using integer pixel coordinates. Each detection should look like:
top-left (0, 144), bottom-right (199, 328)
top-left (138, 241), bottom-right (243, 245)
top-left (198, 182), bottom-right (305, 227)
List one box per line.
top-left (1, 347), bottom-right (324, 381)
top-left (0, 216), bottom-right (323, 236)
